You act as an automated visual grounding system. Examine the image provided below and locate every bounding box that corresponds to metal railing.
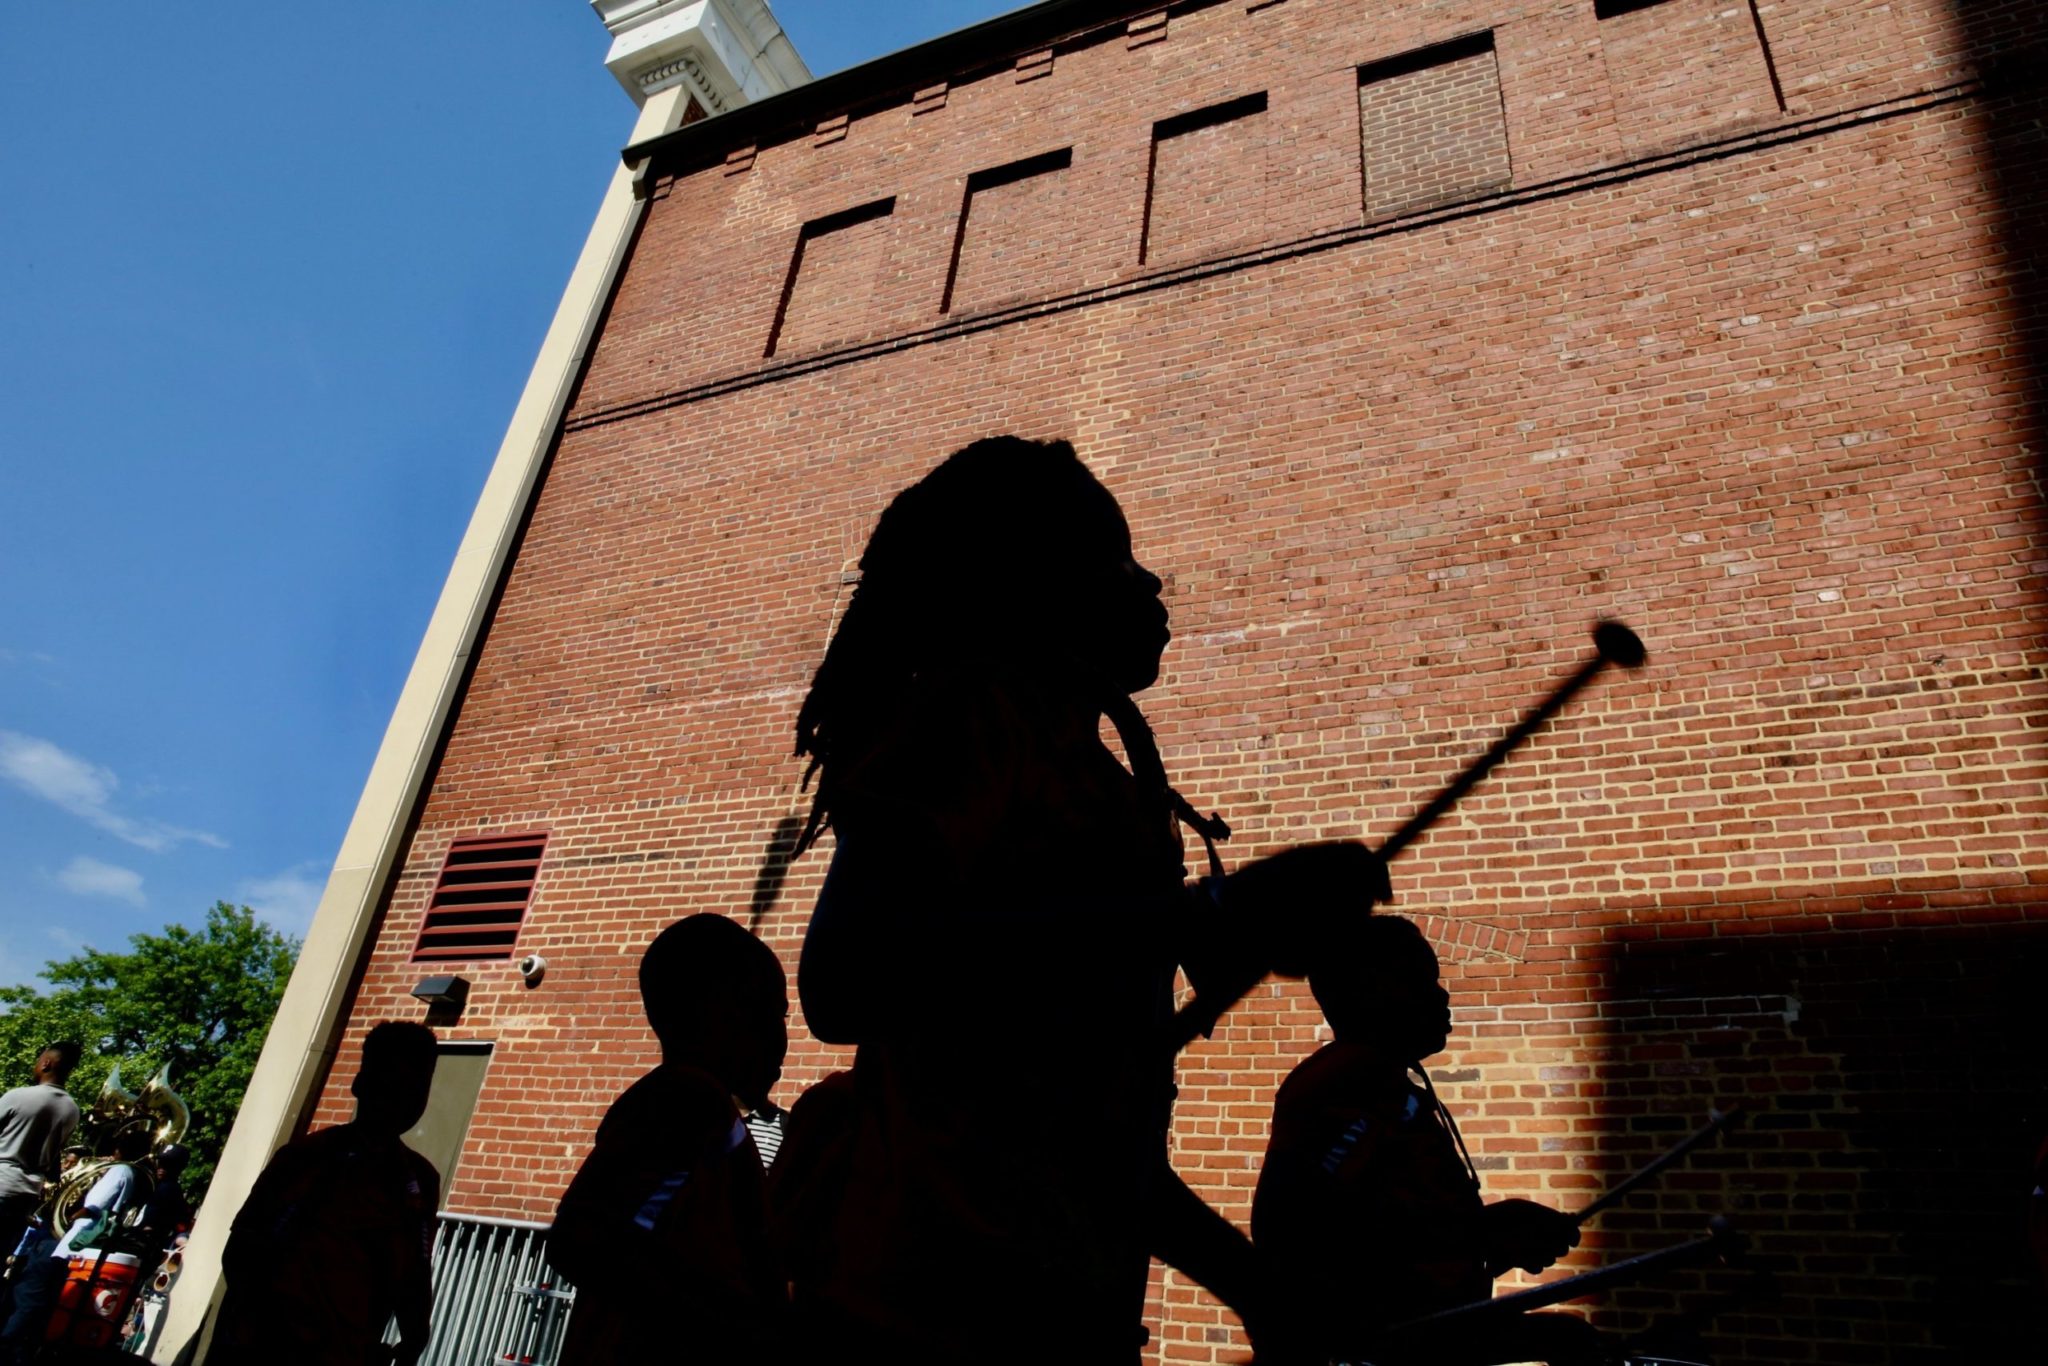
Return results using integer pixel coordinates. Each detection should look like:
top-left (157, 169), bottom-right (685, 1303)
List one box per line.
top-left (392, 1212), bottom-right (577, 1366)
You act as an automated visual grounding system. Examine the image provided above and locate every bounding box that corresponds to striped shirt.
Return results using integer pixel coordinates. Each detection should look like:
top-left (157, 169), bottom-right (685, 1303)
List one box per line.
top-left (742, 1106), bottom-right (785, 1169)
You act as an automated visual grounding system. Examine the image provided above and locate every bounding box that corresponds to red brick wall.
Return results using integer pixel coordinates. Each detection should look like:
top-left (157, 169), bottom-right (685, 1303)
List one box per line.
top-left (310, 1), bottom-right (2048, 1359)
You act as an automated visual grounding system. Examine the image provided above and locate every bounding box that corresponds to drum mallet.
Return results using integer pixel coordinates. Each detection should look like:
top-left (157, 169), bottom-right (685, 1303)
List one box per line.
top-left (1577, 1105), bottom-right (1744, 1223)
top-left (1169, 621), bottom-right (1649, 1050)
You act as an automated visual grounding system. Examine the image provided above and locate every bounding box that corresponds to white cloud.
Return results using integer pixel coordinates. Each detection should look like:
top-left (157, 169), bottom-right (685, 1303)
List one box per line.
top-left (54, 856), bottom-right (145, 908)
top-left (0, 729), bottom-right (225, 852)
top-left (237, 864), bottom-right (326, 939)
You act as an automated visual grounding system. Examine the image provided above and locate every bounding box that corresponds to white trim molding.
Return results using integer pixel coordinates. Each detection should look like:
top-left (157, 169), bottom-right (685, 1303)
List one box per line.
top-left (593, 0), bottom-right (812, 108)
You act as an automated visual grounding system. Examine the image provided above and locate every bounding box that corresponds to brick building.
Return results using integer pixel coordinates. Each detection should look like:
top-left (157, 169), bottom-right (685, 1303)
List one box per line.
top-left (177, 1), bottom-right (2047, 1361)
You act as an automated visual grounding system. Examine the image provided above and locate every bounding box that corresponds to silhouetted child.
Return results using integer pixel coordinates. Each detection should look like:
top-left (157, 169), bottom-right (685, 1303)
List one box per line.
top-left (1254, 915), bottom-right (1602, 1366)
top-left (549, 913), bottom-right (788, 1364)
top-left (213, 1021), bottom-right (439, 1366)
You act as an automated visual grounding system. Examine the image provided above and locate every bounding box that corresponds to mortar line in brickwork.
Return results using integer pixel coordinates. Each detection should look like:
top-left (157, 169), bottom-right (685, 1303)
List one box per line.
top-left (567, 78), bottom-right (1984, 436)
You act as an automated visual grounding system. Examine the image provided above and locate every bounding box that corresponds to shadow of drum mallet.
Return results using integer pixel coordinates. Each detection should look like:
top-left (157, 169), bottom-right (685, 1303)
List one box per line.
top-left (1168, 620), bottom-right (1650, 1051)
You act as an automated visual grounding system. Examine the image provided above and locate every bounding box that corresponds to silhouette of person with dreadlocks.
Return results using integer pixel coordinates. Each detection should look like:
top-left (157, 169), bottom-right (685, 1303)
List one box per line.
top-left (1254, 915), bottom-right (1601, 1365)
top-left (786, 435), bottom-right (1386, 1365)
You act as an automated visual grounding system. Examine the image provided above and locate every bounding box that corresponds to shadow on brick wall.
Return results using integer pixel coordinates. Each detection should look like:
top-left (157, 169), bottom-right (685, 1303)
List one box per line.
top-left (1970, 19), bottom-right (2048, 497)
top-left (1591, 922), bottom-right (2048, 1362)
top-left (747, 814), bottom-right (806, 929)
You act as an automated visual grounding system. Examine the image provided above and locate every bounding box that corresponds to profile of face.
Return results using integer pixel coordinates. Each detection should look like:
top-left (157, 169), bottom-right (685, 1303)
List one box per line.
top-left (724, 976), bottom-right (790, 1112)
top-left (1063, 483), bottom-right (1169, 695)
top-left (1372, 941), bottom-right (1452, 1063)
top-left (1319, 930), bottom-right (1453, 1063)
top-left (655, 977), bottom-right (788, 1111)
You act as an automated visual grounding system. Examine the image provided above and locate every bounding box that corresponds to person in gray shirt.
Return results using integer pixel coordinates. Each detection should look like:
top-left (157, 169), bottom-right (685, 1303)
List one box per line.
top-left (0, 1042), bottom-right (83, 1261)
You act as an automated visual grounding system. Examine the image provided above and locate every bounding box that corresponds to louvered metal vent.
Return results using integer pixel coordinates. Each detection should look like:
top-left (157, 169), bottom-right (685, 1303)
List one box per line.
top-left (411, 834), bottom-right (546, 962)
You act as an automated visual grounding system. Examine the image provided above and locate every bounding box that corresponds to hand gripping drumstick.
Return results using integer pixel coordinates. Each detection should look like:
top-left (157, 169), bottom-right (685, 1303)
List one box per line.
top-left (1576, 1105), bottom-right (1744, 1223)
top-left (1168, 622), bottom-right (1648, 1052)
top-left (1374, 1216), bottom-right (1744, 1345)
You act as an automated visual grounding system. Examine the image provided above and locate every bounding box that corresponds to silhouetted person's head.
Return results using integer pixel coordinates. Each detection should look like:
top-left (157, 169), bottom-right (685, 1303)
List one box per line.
top-left (641, 914), bottom-right (788, 1110)
top-left (155, 1143), bottom-right (190, 1180)
top-left (35, 1041), bottom-right (81, 1087)
top-left (111, 1128), bottom-right (152, 1163)
top-left (350, 1021), bottom-right (438, 1136)
top-left (1310, 916), bottom-right (1451, 1063)
top-left (796, 436), bottom-right (1166, 847)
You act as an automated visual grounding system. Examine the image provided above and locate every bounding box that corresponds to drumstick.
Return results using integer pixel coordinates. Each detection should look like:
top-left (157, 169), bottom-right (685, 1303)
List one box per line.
top-left (1377, 1217), bottom-right (1741, 1339)
top-left (1577, 1106), bottom-right (1743, 1223)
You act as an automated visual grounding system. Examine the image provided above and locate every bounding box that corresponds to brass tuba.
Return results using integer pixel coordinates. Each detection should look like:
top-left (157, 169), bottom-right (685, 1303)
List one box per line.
top-left (133, 1064), bottom-right (191, 1151)
top-left (44, 1062), bottom-right (191, 1236)
top-left (45, 1160), bottom-right (124, 1240)
top-left (93, 1064), bottom-right (139, 1132)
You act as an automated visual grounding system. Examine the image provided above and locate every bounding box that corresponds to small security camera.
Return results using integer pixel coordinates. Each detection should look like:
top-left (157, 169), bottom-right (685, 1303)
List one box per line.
top-left (516, 954), bottom-right (547, 988)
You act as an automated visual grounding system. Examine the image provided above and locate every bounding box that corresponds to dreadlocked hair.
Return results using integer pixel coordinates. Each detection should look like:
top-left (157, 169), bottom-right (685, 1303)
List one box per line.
top-left (791, 436), bottom-right (1230, 865)
top-left (794, 437), bottom-right (1097, 854)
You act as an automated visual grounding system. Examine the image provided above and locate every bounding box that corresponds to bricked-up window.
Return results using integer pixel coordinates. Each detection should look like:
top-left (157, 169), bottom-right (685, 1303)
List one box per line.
top-left (410, 833), bottom-right (546, 962)
top-left (942, 148), bottom-right (1076, 315)
top-left (1358, 32), bottom-right (1511, 220)
top-left (765, 196), bottom-right (897, 358)
top-left (1140, 91), bottom-right (1268, 267)
top-left (1594, 0), bottom-right (1782, 149)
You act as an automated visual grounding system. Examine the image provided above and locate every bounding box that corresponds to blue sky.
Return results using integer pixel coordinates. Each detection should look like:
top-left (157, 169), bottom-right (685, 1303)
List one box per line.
top-left (0, 1), bottom-right (1019, 985)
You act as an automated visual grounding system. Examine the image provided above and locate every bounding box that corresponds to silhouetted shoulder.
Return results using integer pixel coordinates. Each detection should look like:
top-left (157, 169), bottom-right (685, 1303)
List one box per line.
top-left (779, 1069), bottom-right (856, 1144)
top-left (271, 1124), bottom-right (436, 1179)
top-left (293, 1125), bottom-right (359, 1157)
top-left (767, 1070), bottom-right (856, 1278)
top-left (1274, 1042), bottom-right (1405, 1114)
top-left (595, 1065), bottom-right (739, 1152)
top-left (281, 1126), bottom-right (438, 1211)
top-left (1260, 1043), bottom-right (1417, 1224)
top-left (398, 1143), bottom-right (439, 1207)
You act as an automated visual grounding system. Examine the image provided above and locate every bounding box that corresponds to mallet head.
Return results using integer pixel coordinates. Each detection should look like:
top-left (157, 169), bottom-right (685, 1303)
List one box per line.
top-left (1593, 620), bottom-right (1648, 670)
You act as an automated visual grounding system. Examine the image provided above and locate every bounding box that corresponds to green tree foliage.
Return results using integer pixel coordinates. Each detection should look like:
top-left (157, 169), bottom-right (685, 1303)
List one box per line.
top-left (0, 903), bottom-right (298, 1203)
